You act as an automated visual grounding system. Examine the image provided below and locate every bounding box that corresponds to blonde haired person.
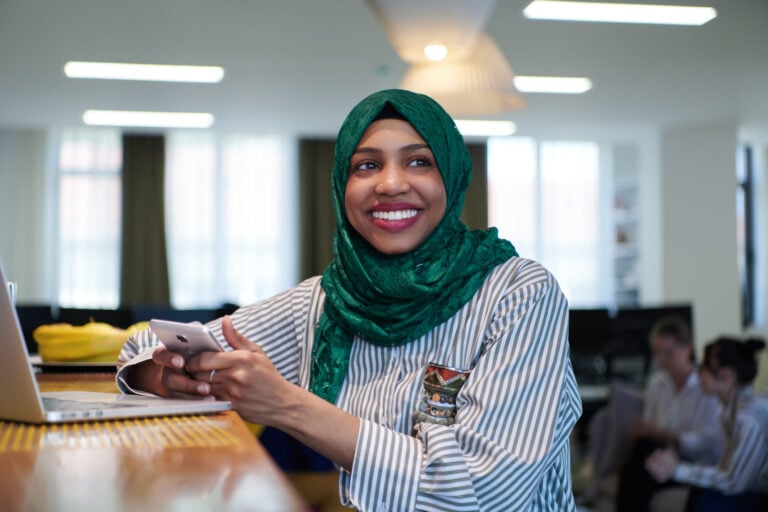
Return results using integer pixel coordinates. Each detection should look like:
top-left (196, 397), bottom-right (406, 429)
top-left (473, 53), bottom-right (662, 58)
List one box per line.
top-left (614, 315), bottom-right (724, 512)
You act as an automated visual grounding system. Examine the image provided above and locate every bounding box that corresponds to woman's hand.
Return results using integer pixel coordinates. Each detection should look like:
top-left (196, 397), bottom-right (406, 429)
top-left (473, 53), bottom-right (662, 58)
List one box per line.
top-left (149, 345), bottom-right (215, 398)
top-left (123, 345), bottom-right (211, 398)
top-left (629, 419), bottom-right (658, 437)
top-left (185, 316), bottom-right (360, 470)
top-left (629, 420), bottom-right (678, 447)
top-left (184, 316), bottom-right (293, 425)
top-left (645, 448), bottom-right (679, 483)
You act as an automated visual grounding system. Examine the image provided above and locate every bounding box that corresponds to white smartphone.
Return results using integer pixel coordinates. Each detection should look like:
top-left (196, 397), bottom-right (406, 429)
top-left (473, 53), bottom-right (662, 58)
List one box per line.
top-left (149, 319), bottom-right (224, 360)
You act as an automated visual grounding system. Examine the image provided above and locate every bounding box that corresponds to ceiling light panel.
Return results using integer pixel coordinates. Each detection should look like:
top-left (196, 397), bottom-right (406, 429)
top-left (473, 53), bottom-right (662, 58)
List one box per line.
top-left (514, 76), bottom-right (592, 94)
top-left (455, 120), bottom-right (517, 137)
top-left (523, 1), bottom-right (717, 25)
top-left (83, 110), bottom-right (214, 128)
top-left (65, 61), bottom-right (225, 83)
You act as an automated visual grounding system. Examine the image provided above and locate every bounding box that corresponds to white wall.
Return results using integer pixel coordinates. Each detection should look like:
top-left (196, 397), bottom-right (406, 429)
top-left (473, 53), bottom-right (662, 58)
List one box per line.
top-left (0, 129), bottom-right (55, 302)
top-left (659, 121), bottom-right (742, 351)
top-left (637, 132), bottom-right (663, 304)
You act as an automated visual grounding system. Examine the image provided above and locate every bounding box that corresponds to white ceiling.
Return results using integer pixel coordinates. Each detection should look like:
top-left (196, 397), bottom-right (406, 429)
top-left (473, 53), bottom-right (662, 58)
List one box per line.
top-left (1, 0), bottom-right (767, 138)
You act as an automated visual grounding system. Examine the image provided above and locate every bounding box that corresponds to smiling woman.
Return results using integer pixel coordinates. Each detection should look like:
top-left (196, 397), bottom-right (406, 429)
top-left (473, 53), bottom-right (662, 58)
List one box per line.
top-left (117, 89), bottom-right (582, 511)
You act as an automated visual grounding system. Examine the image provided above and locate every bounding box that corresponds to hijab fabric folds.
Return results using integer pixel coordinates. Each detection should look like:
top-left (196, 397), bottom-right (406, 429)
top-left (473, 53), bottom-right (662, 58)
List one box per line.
top-left (310, 89), bottom-right (518, 403)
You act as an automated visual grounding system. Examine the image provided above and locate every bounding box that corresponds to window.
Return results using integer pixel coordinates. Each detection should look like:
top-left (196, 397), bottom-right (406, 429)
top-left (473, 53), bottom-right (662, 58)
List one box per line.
top-left (56, 129), bottom-right (297, 310)
top-left (736, 144), bottom-right (755, 328)
top-left (57, 129), bottom-right (122, 307)
top-left (165, 132), bottom-right (297, 308)
top-left (487, 137), bottom-right (606, 306)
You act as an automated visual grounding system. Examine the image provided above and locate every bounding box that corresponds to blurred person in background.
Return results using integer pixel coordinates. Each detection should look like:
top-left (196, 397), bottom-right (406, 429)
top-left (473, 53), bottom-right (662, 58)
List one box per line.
top-left (616, 315), bottom-right (724, 512)
top-left (646, 335), bottom-right (768, 512)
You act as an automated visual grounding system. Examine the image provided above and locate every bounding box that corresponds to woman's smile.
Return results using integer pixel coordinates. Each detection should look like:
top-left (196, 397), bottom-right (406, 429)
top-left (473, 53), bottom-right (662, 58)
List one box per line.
top-left (370, 203), bottom-right (421, 229)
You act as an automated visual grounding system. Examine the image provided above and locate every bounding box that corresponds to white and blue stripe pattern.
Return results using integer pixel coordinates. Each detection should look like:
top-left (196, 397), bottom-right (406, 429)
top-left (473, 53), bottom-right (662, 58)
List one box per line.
top-left (674, 388), bottom-right (768, 495)
top-left (118, 257), bottom-right (582, 511)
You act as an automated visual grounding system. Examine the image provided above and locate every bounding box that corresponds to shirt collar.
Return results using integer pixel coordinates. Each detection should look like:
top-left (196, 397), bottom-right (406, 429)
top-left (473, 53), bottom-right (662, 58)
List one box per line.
top-left (684, 369), bottom-right (700, 388)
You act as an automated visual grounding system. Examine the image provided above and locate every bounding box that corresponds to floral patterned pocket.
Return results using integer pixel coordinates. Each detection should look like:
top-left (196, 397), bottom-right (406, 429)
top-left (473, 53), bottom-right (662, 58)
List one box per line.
top-left (413, 363), bottom-right (471, 427)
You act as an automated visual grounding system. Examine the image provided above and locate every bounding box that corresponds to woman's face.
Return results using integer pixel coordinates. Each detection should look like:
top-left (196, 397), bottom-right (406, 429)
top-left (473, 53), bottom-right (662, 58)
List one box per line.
top-left (698, 357), bottom-right (736, 397)
top-left (344, 118), bottom-right (447, 255)
top-left (650, 333), bottom-right (692, 374)
top-left (698, 364), bottom-right (719, 394)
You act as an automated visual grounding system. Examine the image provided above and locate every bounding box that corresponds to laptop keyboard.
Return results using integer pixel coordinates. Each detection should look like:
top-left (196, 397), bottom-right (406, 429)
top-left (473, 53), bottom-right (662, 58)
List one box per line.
top-left (42, 397), bottom-right (142, 411)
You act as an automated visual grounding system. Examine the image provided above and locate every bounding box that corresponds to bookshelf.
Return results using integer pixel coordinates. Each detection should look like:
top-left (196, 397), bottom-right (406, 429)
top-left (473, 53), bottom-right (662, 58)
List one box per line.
top-left (612, 144), bottom-right (640, 306)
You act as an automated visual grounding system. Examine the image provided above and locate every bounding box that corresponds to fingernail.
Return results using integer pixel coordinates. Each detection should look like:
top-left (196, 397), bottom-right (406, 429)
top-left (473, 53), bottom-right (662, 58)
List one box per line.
top-left (197, 383), bottom-right (210, 395)
top-left (172, 356), bottom-right (184, 368)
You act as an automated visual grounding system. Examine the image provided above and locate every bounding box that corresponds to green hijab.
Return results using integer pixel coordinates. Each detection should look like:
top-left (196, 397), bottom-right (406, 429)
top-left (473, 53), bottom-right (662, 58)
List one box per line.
top-left (310, 89), bottom-right (518, 403)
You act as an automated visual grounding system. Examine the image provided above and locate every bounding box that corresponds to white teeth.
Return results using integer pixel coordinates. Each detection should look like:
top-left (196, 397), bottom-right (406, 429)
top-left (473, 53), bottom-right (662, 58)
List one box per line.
top-left (372, 209), bottom-right (418, 221)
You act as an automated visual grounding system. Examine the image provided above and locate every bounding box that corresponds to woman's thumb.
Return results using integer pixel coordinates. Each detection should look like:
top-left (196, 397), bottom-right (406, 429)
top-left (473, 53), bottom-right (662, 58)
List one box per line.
top-left (221, 315), bottom-right (250, 350)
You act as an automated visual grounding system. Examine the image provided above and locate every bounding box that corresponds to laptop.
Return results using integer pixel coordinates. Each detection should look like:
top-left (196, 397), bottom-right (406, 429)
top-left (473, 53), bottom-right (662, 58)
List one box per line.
top-left (0, 262), bottom-right (231, 423)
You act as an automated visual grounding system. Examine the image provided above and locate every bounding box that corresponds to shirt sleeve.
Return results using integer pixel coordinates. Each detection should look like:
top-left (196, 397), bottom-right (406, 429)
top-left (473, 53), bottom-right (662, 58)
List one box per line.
top-left (115, 325), bottom-right (172, 395)
top-left (115, 277), bottom-right (322, 394)
top-left (343, 263), bottom-right (582, 511)
top-left (673, 412), bottom-right (766, 494)
top-left (676, 396), bottom-right (725, 463)
top-left (641, 374), bottom-right (663, 424)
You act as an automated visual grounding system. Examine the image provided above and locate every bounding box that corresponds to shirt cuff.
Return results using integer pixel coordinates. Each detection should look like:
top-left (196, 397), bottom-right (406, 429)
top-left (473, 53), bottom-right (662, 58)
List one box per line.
top-left (672, 462), bottom-right (692, 484)
top-left (342, 418), bottom-right (422, 511)
top-left (115, 349), bottom-right (160, 397)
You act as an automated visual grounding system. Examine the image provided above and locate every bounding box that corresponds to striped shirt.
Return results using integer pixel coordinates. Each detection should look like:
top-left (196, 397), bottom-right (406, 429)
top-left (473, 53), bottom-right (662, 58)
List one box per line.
top-left (117, 257), bottom-right (582, 511)
top-left (642, 371), bottom-right (724, 462)
top-left (673, 388), bottom-right (768, 495)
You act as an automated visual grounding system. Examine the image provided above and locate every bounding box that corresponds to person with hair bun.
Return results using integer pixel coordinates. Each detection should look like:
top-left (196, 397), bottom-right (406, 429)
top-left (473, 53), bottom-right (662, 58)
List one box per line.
top-left (646, 335), bottom-right (768, 511)
top-left (615, 315), bottom-right (724, 512)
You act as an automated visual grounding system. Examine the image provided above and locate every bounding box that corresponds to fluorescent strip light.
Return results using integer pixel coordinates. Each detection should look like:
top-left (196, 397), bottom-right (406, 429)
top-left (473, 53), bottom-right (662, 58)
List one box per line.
top-left (65, 61), bottom-right (225, 83)
top-left (83, 110), bottom-right (214, 128)
top-left (514, 75), bottom-right (592, 94)
top-left (456, 120), bottom-right (517, 137)
top-left (523, 1), bottom-right (717, 25)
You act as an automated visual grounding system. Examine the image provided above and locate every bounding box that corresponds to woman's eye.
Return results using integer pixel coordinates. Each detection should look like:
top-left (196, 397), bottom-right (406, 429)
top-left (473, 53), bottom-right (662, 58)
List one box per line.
top-left (408, 157), bottom-right (432, 167)
top-left (352, 161), bottom-right (378, 172)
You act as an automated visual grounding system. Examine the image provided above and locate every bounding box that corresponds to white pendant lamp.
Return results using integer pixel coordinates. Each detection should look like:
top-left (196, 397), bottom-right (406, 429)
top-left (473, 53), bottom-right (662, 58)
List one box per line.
top-left (366, 0), bottom-right (498, 63)
top-left (399, 34), bottom-right (525, 116)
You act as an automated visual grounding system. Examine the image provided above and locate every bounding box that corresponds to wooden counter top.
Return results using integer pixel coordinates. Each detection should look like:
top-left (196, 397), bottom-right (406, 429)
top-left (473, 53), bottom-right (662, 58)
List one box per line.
top-left (0, 372), bottom-right (307, 512)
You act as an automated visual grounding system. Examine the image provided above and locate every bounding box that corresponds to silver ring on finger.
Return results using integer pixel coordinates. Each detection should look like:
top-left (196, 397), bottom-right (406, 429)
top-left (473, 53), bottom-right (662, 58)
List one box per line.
top-left (209, 369), bottom-right (216, 384)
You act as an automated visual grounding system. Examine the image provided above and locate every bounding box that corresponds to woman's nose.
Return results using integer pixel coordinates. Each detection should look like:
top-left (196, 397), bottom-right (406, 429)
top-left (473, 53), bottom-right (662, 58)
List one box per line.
top-left (375, 164), bottom-right (410, 195)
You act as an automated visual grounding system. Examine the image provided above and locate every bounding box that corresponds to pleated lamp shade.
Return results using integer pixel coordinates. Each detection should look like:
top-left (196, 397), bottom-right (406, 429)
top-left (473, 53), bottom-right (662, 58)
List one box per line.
top-left (399, 34), bottom-right (525, 116)
top-left (366, 0), bottom-right (498, 63)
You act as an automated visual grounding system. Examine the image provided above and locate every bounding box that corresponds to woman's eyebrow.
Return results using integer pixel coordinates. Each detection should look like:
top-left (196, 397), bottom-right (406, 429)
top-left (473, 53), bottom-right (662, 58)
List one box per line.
top-left (353, 146), bottom-right (381, 156)
top-left (402, 143), bottom-right (431, 152)
top-left (353, 143), bottom-right (431, 155)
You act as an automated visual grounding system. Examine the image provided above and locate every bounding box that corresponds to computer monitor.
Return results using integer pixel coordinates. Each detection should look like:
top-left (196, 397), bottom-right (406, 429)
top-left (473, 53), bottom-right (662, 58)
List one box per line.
top-left (611, 304), bottom-right (694, 349)
top-left (568, 308), bottom-right (614, 384)
top-left (568, 308), bottom-right (613, 355)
